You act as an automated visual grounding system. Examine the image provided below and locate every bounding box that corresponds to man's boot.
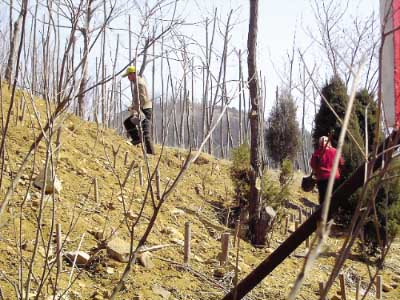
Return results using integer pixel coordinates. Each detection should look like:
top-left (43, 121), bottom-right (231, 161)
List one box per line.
top-left (144, 138), bottom-right (155, 155)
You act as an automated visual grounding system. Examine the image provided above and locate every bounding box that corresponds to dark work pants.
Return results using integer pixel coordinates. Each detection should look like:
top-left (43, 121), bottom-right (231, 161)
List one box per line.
top-left (123, 108), bottom-right (154, 154)
top-left (317, 179), bottom-right (340, 205)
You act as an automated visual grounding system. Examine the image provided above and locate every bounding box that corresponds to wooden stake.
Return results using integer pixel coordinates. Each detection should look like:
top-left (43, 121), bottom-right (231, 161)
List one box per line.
top-left (295, 220), bottom-right (299, 231)
top-left (184, 222), bottom-right (191, 265)
top-left (298, 207), bottom-right (302, 223)
top-left (355, 277), bottom-right (360, 300)
top-left (156, 167), bottom-right (161, 200)
top-left (305, 236), bottom-right (310, 248)
top-left (220, 232), bottom-right (230, 266)
top-left (376, 275), bottom-right (382, 300)
top-left (93, 178), bottom-right (99, 203)
top-left (111, 145), bottom-right (120, 168)
top-left (225, 208), bottom-right (231, 227)
top-left (124, 151), bottom-right (128, 166)
top-left (319, 281), bottom-right (327, 300)
top-left (139, 166), bottom-right (144, 186)
top-left (284, 215), bottom-right (289, 235)
top-left (122, 160), bottom-right (135, 188)
top-left (56, 224), bottom-right (62, 273)
top-left (339, 273), bottom-right (347, 300)
top-left (233, 219), bottom-right (240, 248)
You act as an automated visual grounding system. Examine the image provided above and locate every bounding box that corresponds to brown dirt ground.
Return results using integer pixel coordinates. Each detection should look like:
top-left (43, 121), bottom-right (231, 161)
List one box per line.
top-left (0, 86), bottom-right (399, 300)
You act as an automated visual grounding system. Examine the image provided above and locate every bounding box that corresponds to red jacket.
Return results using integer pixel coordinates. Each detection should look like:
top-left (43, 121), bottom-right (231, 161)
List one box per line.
top-left (310, 147), bottom-right (344, 181)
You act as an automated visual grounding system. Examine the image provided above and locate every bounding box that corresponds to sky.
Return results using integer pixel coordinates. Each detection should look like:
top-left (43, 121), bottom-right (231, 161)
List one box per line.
top-left (151, 0), bottom-right (380, 129)
top-left (0, 0), bottom-right (380, 129)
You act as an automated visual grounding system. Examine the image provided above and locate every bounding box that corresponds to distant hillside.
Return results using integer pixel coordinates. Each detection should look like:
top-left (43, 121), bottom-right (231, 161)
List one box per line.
top-left (113, 100), bottom-right (314, 170)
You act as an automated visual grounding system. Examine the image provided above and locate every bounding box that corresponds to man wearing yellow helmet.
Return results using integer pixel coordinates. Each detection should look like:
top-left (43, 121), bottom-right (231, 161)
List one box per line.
top-left (122, 65), bottom-right (154, 154)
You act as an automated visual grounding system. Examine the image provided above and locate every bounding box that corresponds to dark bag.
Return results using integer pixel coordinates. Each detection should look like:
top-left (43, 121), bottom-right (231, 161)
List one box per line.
top-left (301, 173), bottom-right (316, 192)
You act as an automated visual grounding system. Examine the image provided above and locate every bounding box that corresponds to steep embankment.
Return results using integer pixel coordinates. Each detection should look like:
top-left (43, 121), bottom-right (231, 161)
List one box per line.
top-left (0, 87), bottom-right (399, 300)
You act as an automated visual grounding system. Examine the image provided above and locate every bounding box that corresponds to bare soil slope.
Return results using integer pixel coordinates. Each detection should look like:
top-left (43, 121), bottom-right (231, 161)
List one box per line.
top-left (0, 87), bottom-right (399, 299)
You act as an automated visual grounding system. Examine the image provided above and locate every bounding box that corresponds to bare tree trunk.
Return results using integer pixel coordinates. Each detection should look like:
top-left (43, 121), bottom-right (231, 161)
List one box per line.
top-left (247, 0), bottom-right (265, 246)
top-left (31, 2), bottom-right (38, 94)
top-left (240, 57), bottom-right (248, 143)
top-left (160, 33), bottom-right (165, 143)
top-left (226, 102), bottom-right (234, 151)
top-left (152, 29), bottom-right (157, 143)
top-left (5, 3), bottom-right (24, 83)
top-left (204, 12), bottom-right (217, 154)
top-left (220, 99), bottom-right (224, 158)
top-left (238, 50), bottom-right (243, 145)
top-left (179, 87), bottom-right (184, 147)
top-left (301, 65), bottom-right (310, 173)
top-left (0, 0), bottom-right (28, 160)
top-left (101, 0), bottom-right (106, 125)
top-left (77, 0), bottom-right (93, 118)
top-left (201, 63), bottom-right (206, 145)
top-left (191, 59), bottom-right (196, 148)
top-left (261, 73), bottom-right (267, 164)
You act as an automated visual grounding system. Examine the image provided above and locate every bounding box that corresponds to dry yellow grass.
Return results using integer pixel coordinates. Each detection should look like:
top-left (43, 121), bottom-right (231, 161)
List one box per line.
top-left (0, 86), bottom-right (398, 299)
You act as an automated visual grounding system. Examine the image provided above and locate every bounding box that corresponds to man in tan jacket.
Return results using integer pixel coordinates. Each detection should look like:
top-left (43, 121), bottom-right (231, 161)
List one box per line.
top-left (122, 65), bottom-right (154, 154)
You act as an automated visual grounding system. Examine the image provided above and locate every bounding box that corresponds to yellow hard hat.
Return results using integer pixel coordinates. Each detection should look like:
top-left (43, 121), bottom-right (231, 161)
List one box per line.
top-left (122, 65), bottom-right (136, 77)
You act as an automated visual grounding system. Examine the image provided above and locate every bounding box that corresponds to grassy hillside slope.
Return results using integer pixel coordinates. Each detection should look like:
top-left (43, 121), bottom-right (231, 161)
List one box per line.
top-left (0, 86), bottom-right (399, 300)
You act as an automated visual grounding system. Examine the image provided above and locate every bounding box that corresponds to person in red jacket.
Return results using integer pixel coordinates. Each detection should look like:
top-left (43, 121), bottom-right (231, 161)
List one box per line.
top-left (310, 136), bottom-right (344, 204)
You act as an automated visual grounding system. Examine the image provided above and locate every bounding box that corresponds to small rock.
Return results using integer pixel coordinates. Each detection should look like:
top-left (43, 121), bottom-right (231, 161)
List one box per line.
top-left (105, 202), bottom-right (116, 210)
top-left (77, 167), bottom-right (87, 175)
top-left (32, 199), bottom-right (40, 207)
top-left (265, 248), bottom-right (274, 254)
top-left (152, 284), bottom-right (170, 299)
top-left (69, 290), bottom-right (82, 300)
top-left (32, 195), bottom-right (55, 207)
top-left (213, 268), bottom-right (225, 278)
top-left (206, 258), bottom-right (219, 265)
top-left (193, 255), bottom-right (205, 263)
top-left (171, 208), bottom-right (185, 216)
top-left (170, 238), bottom-right (184, 246)
top-left (161, 227), bottom-right (184, 241)
top-left (92, 215), bottom-right (104, 225)
top-left (93, 294), bottom-right (104, 300)
top-left (33, 167), bottom-right (62, 194)
top-left (46, 292), bottom-right (68, 300)
top-left (21, 174), bottom-right (30, 180)
top-left (65, 251), bottom-right (90, 266)
top-left (126, 210), bottom-right (138, 220)
top-left (392, 275), bottom-right (400, 283)
top-left (25, 192), bottom-right (32, 202)
top-left (38, 246), bottom-right (54, 258)
top-left (382, 282), bottom-right (393, 292)
top-left (106, 267), bottom-right (114, 274)
top-left (107, 237), bottom-right (131, 262)
top-left (88, 229), bottom-right (104, 240)
top-left (294, 249), bottom-right (309, 258)
top-left (213, 164), bottom-right (221, 172)
top-left (194, 184), bottom-right (203, 196)
top-left (138, 252), bottom-right (154, 269)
